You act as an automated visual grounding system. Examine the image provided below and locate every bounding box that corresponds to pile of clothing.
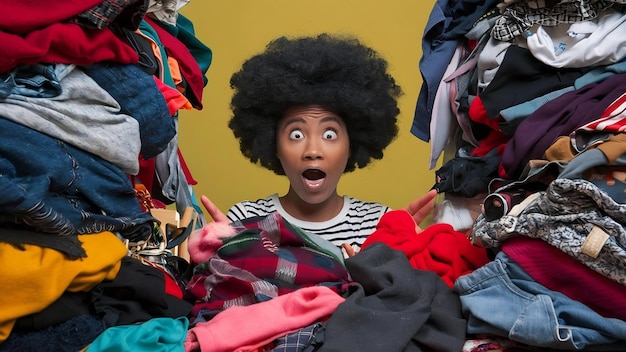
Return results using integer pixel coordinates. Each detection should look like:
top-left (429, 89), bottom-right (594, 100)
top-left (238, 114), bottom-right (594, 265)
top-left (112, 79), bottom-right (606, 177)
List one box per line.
top-left (416, 0), bottom-right (626, 350)
top-left (0, 1), bottom-right (210, 350)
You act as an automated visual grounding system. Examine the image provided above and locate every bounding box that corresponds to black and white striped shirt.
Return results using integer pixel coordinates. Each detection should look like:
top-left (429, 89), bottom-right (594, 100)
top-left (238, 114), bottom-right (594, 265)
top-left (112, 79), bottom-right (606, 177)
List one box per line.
top-left (226, 194), bottom-right (390, 253)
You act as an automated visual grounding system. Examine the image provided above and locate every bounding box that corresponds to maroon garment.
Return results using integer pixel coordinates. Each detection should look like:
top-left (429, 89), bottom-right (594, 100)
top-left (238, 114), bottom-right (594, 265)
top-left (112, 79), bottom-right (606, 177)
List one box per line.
top-left (502, 236), bottom-right (626, 321)
top-left (499, 73), bottom-right (626, 179)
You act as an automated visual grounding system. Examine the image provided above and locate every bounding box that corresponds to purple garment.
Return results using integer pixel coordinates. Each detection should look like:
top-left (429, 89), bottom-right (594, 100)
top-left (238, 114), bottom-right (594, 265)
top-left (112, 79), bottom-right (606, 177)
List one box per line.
top-left (500, 73), bottom-right (626, 179)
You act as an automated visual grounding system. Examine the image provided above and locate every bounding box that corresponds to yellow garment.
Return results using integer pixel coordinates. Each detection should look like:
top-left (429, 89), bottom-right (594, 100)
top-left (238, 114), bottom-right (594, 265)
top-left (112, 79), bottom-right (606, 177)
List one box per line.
top-left (0, 231), bottom-right (127, 343)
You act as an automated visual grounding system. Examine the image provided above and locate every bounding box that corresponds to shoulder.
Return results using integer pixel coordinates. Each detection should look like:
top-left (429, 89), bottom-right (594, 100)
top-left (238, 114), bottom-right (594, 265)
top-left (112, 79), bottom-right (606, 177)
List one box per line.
top-left (226, 194), bottom-right (278, 222)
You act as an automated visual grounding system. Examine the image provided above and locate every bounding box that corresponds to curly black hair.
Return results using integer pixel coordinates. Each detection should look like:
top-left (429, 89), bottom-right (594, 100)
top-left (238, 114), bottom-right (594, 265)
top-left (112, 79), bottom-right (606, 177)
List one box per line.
top-left (229, 33), bottom-right (403, 175)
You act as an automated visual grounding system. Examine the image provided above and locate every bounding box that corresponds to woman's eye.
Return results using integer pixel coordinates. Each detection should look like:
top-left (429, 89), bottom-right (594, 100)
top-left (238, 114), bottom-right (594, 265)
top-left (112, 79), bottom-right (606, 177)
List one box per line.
top-left (289, 130), bottom-right (304, 140)
top-left (323, 130), bottom-right (338, 140)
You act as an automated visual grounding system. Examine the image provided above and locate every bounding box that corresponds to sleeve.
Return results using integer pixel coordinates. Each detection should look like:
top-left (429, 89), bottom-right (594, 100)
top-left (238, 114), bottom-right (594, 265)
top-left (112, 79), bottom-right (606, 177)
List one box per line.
top-left (226, 202), bottom-right (248, 222)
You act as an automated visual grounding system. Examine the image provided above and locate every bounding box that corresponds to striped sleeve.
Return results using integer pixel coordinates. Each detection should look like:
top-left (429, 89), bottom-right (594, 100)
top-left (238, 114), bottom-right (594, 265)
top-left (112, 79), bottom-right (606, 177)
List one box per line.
top-left (226, 197), bottom-right (276, 222)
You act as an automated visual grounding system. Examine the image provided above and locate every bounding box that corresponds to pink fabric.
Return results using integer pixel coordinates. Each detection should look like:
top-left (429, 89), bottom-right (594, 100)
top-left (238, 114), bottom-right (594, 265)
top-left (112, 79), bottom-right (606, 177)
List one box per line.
top-left (502, 236), bottom-right (626, 320)
top-left (184, 286), bottom-right (344, 352)
top-left (187, 221), bottom-right (235, 264)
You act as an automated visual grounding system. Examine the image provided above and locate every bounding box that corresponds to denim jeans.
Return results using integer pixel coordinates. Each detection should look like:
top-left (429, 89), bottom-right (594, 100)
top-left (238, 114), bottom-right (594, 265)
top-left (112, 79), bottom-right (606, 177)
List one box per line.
top-left (82, 62), bottom-right (176, 159)
top-left (0, 67), bottom-right (142, 175)
top-left (454, 251), bottom-right (626, 350)
top-left (0, 63), bottom-right (74, 99)
top-left (0, 117), bottom-right (154, 242)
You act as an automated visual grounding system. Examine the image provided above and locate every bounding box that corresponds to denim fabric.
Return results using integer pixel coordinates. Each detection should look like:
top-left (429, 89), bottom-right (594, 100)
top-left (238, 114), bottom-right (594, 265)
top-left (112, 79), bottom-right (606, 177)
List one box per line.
top-left (454, 251), bottom-right (626, 350)
top-left (0, 67), bottom-right (141, 175)
top-left (82, 62), bottom-right (176, 159)
top-left (0, 63), bottom-right (74, 99)
top-left (0, 117), bottom-right (154, 242)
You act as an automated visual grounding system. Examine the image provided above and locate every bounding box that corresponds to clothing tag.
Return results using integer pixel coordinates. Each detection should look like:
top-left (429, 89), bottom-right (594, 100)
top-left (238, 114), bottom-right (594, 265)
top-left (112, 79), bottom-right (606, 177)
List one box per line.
top-left (581, 225), bottom-right (609, 258)
top-left (508, 192), bottom-right (541, 217)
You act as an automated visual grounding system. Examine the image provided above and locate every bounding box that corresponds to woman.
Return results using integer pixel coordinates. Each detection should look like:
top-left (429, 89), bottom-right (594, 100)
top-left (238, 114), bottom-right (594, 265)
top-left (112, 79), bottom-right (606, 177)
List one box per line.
top-left (202, 33), bottom-right (436, 256)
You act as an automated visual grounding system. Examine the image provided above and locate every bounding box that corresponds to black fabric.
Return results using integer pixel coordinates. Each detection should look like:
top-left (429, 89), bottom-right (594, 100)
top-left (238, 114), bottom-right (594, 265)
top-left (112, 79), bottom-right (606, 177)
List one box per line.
top-left (0, 226), bottom-right (85, 259)
top-left (320, 243), bottom-right (467, 352)
top-left (434, 154), bottom-right (501, 197)
top-left (480, 45), bottom-right (589, 120)
top-left (91, 256), bottom-right (193, 327)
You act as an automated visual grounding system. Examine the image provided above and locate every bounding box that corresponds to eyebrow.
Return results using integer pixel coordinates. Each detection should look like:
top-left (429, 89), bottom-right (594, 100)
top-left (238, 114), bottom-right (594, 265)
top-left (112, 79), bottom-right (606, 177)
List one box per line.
top-left (281, 116), bottom-right (342, 129)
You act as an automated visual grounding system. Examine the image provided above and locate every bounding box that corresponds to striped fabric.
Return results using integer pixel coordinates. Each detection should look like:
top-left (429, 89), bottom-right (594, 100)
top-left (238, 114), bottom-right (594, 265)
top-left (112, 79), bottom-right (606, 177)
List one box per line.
top-left (227, 194), bottom-right (390, 252)
top-left (578, 92), bottom-right (626, 132)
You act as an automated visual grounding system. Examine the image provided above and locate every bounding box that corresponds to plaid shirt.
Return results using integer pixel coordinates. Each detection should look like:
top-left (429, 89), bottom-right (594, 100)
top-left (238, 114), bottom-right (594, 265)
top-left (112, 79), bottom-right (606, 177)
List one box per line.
top-left (491, 0), bottom-right (617, 41)
top-left (186, 212), bottom-right (352, 322)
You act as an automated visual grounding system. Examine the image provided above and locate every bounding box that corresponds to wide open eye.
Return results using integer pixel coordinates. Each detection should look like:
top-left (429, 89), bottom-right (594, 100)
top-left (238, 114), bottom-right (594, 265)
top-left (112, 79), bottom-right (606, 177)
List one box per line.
top-left (323, 129), bottom-right (338, 140)
top-left (289, 129), bottom-right (304, 140)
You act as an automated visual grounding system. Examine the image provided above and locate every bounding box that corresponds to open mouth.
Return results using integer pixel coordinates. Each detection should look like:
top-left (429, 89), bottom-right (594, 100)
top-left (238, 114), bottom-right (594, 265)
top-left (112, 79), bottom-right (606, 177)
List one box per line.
top-left (302, 169), bottom-right (326, 180)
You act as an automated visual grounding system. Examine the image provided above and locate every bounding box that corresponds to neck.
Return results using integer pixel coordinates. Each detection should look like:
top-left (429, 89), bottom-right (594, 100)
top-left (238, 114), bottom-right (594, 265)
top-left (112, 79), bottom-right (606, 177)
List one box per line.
top-left (279, 190), bottom-right (343, 222)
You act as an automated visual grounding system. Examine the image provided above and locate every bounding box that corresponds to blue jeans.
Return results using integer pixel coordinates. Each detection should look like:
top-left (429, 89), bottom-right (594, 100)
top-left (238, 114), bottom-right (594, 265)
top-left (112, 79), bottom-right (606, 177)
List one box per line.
top-left (0, 117), bottom-right (154, 242)
top-left (454, 251), bottom-right (626, 350)
top-left (0, 63), bottom-right (73, 98)
top-left (82, 63), bottom-right (176, 159)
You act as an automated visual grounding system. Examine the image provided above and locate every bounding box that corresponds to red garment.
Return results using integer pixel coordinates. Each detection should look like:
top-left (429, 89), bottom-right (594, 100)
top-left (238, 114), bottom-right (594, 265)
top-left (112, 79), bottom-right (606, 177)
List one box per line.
top-left (467, 95), bottom-right (509, 158)
top-left (0, 23), bottom-right (138, 72)
top-left (361, 210), bottom-right (490, 288)
top-left (0, 0), bottom-right (104, 34)
top-left (153, 77), bottom-right (192, 115)
top-left (468, 95), bottom-right (500, 131)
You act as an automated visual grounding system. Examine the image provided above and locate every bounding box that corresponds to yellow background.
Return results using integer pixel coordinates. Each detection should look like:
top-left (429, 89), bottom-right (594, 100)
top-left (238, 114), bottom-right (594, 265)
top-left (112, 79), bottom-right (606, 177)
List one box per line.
top-left (178, 1), bottom-right (437, 216)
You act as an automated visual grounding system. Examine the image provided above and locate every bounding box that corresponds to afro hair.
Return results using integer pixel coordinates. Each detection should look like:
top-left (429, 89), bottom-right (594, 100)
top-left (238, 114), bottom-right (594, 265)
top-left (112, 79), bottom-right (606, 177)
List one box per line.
top-left (229, 33), bottom-right (403, 175)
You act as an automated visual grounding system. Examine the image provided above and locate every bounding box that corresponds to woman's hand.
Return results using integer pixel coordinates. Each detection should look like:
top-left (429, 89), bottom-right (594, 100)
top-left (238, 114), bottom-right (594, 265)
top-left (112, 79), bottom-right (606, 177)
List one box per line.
top-left (403, 189), bottom-right (438, 232)
top-left (200, 195), bottom-right (230, 224)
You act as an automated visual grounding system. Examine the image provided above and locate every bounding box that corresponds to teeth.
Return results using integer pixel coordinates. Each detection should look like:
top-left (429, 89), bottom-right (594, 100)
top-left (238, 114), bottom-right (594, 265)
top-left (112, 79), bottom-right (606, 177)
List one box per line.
top-left (305, 178), bottom-right (323, 188)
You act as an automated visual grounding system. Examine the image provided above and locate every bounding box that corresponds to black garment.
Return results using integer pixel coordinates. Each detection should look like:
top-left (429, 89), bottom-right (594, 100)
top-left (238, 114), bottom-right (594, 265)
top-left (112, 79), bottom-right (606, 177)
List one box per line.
top-left (91, 256), bottom-right (193, 327)
top-left (320, 243), bottom-right (467, 352)
top-left (0, 227), bottom-right (85, 259)
top-left (434, 154), bottom-right (501, 197)
top-left (480, 45), bottom-right (589, 120)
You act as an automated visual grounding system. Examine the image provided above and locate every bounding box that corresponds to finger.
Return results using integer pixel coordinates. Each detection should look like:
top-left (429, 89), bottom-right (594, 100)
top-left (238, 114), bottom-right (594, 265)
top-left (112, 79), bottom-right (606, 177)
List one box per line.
top-left (200, 195), bottom-right (229, 223)
top-left (341, 243), bottom-right (356, 258)
top-left (404, 189), bottom-right (438, 225)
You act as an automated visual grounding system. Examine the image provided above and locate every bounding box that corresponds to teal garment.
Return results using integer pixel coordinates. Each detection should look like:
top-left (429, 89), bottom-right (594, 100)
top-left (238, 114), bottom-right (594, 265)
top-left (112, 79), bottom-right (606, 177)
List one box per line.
top-left (164, 14), bottom-right (213, 84)
top-left (86, 317), bottom-right (189, 352)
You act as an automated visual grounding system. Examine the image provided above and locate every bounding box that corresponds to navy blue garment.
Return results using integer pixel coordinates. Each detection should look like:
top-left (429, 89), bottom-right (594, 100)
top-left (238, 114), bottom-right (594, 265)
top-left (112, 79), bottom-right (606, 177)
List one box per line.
top-left (0, 117), bottom-right (154, 242)
top-left (0, 314), bottom-right (104, 352)
top-left (0, 63), bottom-right (68, 99)
top-left (82, 62), bottom-right (176, 159)
top-left (411, 0), bottom-right (460, 142)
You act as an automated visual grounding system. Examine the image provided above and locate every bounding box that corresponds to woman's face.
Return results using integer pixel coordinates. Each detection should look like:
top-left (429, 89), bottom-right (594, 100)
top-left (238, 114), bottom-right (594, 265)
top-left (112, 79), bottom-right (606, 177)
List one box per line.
top-left (277, 105), bottom-right (350, 206)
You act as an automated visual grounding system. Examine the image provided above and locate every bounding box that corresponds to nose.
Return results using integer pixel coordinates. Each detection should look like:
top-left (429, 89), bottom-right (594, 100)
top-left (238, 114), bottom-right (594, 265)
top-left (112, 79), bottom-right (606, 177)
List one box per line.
top-left (303, 139), bottom-right (323, 160)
